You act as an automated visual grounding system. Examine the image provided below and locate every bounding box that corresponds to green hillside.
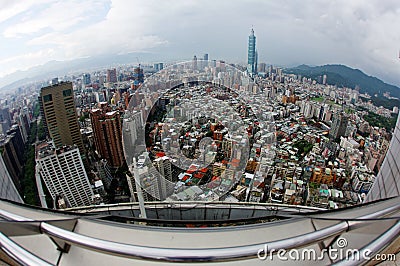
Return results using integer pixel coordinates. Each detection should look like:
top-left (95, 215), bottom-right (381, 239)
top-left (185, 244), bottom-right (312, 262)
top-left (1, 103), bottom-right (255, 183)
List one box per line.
top-left (286, 64), bottom-right (400, 98)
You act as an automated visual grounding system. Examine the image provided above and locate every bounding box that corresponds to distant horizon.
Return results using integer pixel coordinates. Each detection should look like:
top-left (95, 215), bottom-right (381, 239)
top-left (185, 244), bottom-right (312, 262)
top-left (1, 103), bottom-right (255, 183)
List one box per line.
top-left (0, 54), bottom-right (399, 95)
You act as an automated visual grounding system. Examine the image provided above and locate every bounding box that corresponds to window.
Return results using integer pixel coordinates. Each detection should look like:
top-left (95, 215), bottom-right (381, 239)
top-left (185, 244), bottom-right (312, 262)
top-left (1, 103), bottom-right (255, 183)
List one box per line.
top-left (63, 89), bottom-right (72, 97)
top-left (43, 94), bottom-right (52, 102)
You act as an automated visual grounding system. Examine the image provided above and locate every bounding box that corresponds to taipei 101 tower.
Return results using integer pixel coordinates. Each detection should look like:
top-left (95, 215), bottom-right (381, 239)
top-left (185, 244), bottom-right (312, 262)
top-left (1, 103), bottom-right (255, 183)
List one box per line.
top-left (247, 28), bottom-right (258, 76)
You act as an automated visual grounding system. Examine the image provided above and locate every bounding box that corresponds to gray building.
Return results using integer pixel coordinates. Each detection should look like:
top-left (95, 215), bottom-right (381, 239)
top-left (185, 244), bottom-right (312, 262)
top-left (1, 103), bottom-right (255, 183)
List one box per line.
top-left (0, 155), bottom-right (23, 203)
top-left (330, 112), bottom-right (348, 140)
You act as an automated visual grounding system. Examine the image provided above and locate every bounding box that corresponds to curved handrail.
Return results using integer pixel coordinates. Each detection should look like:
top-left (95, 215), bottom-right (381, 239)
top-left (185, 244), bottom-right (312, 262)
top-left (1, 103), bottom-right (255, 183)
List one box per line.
top-left (39, 202), bottom-right (400, 262)
top-left (39, 220), bottom-right (348, 262)
top-left (334, 221), bottom-right (400, 266)
top-left (66, 200), bottom-right (326, 213)
top-left (0, 198), bottom-right (399, 263)
top-left (0, 232), bottom-right (53, 266)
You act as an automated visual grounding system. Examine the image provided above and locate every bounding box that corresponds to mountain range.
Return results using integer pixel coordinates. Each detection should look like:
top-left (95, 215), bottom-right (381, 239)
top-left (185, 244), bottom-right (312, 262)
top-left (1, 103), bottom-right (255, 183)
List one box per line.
top-left (0, 52), bottom-right (168, 93)
top-left (285, 64), bottom-right (400, 99)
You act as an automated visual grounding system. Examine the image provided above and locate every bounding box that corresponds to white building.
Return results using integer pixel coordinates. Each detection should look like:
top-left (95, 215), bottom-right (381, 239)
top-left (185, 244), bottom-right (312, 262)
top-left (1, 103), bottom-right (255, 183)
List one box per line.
top-left (351, 166), bottom-right (375, 193)
top-left (35, 141), bottom-right (94, 208)
top-left (154, 156), bottom-right (172, 181)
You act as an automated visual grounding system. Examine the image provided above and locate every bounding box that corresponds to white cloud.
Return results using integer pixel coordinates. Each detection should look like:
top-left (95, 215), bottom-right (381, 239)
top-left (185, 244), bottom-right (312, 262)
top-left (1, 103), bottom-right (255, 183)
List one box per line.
top-left (3, 0), bottom-right (107, 38)
top-left (0, 0), bottom-right (51, 24)
top-left (0, 0), bottom-right (399, 86)
top-left (0, 48), bottom-right (55, 77)
top-left (27, 0), bottom-right (171, 57)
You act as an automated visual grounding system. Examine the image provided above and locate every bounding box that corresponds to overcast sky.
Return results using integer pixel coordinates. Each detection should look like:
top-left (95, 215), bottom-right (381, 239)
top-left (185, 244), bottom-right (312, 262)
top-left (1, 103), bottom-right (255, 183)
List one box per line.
top-left (0, 0), bottom-right (399, 86)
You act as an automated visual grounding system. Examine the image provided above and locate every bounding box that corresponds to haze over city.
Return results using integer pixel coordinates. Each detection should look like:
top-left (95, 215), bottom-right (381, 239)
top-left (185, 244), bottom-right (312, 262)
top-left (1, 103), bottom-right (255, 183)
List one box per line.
top-left (0, 0), bottom-right (399, 90)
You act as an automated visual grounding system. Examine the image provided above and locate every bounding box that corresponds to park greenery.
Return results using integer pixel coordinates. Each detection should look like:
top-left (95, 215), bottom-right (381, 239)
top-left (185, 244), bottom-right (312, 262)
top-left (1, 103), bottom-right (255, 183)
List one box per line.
top-left (22, 121), bottom-right (39, 206)
top-left (293, 140), bottom-right (313, 158)
top-left (363, 112), bottom-right (397, 132)
top-left (310, 96), bottom-right (324, 103)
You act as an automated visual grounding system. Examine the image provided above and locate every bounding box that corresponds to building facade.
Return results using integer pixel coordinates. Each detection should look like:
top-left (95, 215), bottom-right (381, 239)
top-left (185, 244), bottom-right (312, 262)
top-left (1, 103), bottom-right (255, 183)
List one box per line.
top-left (106, 69), bottom-right (117, 83)
top-left (330, 112), bottom-right (348, 140)
top-left (247, 28), bottom-right (258, 76)
top-left (82, 73), bottom-right (91, 85)
top-left (35, 142), bottom-right (93, 208)
top-left (0, 155), bottom-right (23, 203)
top-left (0, 127), bottom-right (25, 194)
top-left (39, 82), bottom-right (85, 157)
top-left (0, 107), bottom-right (11, 135)
top-left (90, 103), bottom-right (125, 168)
top-left (154, 156), bottom-right (172, 182)
top-left (365, 114), bottom-right (400, 202)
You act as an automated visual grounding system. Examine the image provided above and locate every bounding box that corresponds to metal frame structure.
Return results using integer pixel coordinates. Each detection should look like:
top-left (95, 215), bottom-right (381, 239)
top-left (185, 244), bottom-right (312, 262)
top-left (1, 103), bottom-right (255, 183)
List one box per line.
top-left (0, 197), bottom-right (399, 265)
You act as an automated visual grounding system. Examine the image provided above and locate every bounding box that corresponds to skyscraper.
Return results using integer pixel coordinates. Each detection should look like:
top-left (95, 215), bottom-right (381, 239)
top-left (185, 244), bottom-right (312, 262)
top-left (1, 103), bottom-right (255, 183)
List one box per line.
top-left (17, 111), bottom-right (30, 144)
top-left (247, 28), bottom-right (258, 76)
top-left (365, 115), bottom-right (400, 202)
top-left (106, 69), bottom-right (117, 83)
top-left (153, 63), bottom-right (164, 72)
top-left (193, 55), bottom-right (198, 70)
top-left (0, 155), bottom-right (23, 203)
top-left (330, 112), bottom-right (348, 140)
top-left (133, 66), bottom-right (144, 84)
top-left (0, 126), bottom-right (26, 194)
top-left (90, 103), bottom-right (125, 168)
top-left (0, 107), bottom-right (10, 135)
top-left (82, 73), bottom-right (91, 85)
top-left (154, 156), bottom-right (172, 182)
top-left (258, 62), bottom-right (266, 73)
top-left (35, 141), bottom-right (94, 208)
top-left (39, 82), bottom-right (85, 157)
top-left (202, 54), bottom-right (209, 69)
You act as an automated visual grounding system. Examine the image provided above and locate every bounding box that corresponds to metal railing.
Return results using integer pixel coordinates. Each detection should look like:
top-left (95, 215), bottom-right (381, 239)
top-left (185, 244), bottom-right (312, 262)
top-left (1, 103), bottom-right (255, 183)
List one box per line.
top-left (0, 232), bottom-right (54, 266)
top-left (0, 198), bottom-right (399, 264)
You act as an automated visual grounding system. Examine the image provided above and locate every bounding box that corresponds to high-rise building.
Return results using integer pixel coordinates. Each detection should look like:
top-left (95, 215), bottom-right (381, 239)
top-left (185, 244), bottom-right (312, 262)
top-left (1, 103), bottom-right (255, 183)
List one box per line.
top-left (95, 159), bottom-right (113, 189)
top-left (90, 103), bottom-right (125, 168)
top-left (322, 74), bottom-right (327, 85)
top-left (247, 28), bottom-right (258, 76)
top-left (39, 82), bottom-right (85, 157)
top-left (154, 156), bottom-right (172, 182)
top-left (258, 62), bottom-right (266, 73)
top-left (6, 125), bottom-right (25, 168)
top-left (106, 69), bottom-right (117, 83)
top-left (0, 127), bottom-right (25, 194)
top-left (202, 54), bottom-right (209, 69)
top-left (133, 66), bottom-right (144, 84)
top-left (0, 107), bottom-right (10, 135)
top-left (365, 114), bottom-right (400, 202)
top-left (330, 112), bottom-right (348, 140)
top-left (35, 141), bottom-right (93, 208)
top-left (0, 120), bottom-right (9, 135)
top-left (0, 155), bottom-right (23, 203)
top-left (192, 55), bottom-right (198, 70)
top-left (17, 112), bottom-right (30, 144)
top-left (82, 73), bottom-right (91, 85)
top-left (50, 77), bottom-right (59, 85)
top-left (0, 108), bottom-right (10, 125)
top-left (153, 63), bottom-right (164, 72)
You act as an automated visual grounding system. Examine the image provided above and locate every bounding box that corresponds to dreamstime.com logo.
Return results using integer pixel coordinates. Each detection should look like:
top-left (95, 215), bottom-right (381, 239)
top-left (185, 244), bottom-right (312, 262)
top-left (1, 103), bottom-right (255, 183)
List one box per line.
top-left (257, 237), bottom-right (397, 262)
